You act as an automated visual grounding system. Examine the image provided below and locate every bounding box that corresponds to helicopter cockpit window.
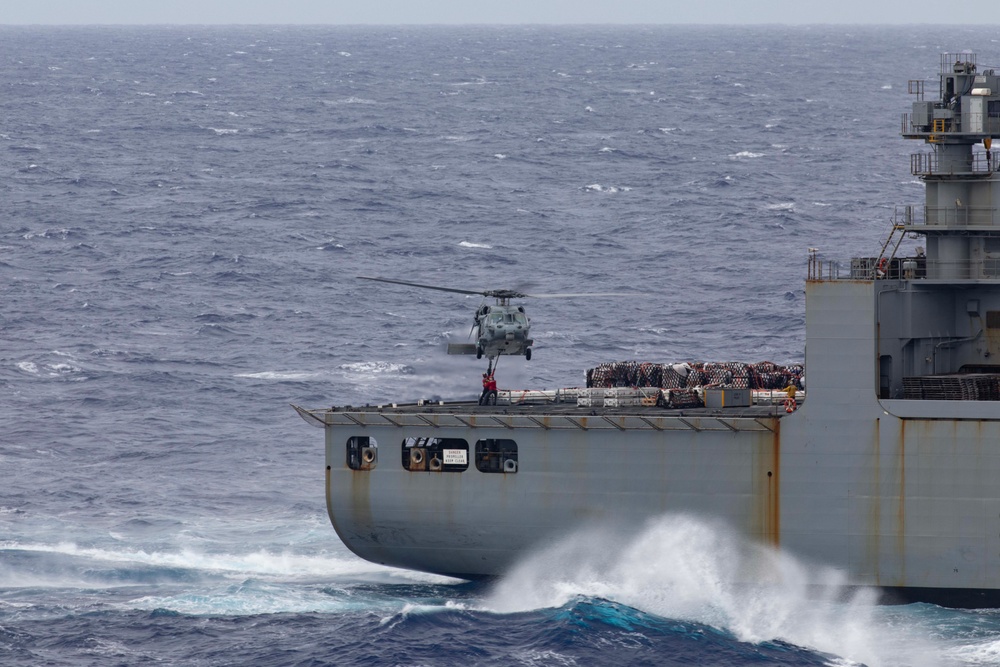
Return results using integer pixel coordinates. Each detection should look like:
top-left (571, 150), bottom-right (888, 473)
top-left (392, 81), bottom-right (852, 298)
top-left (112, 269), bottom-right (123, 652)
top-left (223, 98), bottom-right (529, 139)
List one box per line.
top-left (513, 313), bottom-right (527, 326)
top-left (402, 437), bottom-right (469, 472)
top-left (475, 439), bottom-right (518, 473)
top-left (489, 313), bottom-right (504, 325)
top-left (347, 436), bottom-right (378, 471)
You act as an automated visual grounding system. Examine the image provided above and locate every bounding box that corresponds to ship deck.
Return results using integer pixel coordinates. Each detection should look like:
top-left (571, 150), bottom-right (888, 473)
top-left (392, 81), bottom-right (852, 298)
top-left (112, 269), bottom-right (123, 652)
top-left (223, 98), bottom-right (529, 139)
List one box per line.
top-left (295, 397), bottom-right (795, 432)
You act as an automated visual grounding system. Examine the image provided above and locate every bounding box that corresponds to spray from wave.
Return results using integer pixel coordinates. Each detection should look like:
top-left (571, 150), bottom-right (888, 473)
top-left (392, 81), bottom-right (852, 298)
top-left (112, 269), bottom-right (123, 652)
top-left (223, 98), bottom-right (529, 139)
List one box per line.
top-left (485, 514), bottom-right (944, 667)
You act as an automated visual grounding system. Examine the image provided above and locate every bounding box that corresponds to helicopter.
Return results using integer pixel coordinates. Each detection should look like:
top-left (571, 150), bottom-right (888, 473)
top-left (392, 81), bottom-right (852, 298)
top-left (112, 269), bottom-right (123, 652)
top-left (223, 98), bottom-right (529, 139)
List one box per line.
top-left (358, 276), bottom-right (630, 362)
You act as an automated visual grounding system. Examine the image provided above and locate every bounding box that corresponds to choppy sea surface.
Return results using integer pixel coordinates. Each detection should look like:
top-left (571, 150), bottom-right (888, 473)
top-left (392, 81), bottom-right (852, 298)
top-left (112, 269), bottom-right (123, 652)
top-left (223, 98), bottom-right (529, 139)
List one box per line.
top-left (3, 23), bottom-right (1000, 666)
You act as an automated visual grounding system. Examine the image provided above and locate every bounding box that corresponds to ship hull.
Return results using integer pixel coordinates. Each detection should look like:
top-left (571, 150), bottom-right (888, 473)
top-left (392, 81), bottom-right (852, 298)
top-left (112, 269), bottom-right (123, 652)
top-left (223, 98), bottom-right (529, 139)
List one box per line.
top-left (302, 278), bottom-right (1000, 606)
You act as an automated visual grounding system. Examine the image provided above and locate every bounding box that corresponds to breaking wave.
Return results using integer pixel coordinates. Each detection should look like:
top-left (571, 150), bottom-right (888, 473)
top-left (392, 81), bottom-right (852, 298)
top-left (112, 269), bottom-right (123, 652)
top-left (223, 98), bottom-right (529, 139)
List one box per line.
top-left (486, 515), bottom-right (942, 667)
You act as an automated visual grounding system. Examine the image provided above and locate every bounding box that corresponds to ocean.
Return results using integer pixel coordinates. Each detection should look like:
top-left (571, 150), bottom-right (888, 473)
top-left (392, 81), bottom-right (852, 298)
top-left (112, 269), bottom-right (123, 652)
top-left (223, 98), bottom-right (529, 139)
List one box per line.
top-left (2, 23), bottom-right (1000, 666)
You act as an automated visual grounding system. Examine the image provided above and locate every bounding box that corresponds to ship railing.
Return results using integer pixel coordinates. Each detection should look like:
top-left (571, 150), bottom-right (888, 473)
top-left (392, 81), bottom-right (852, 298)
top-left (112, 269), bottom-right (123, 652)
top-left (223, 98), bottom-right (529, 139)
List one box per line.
top-left (849, 256), bottom-right (924, 280)
top-left (901, 113), bottom-right (1000, 136)
top-left (941, 52), bottom-right (976, 75)
top-left (849, 255), bottom-right (1000, 280)
top-left (895, 204), bottom-right (999, 227)
top-left (807, 253), bottom-right (841, 280)
top-left (910, 151), bottom-right (999, 176)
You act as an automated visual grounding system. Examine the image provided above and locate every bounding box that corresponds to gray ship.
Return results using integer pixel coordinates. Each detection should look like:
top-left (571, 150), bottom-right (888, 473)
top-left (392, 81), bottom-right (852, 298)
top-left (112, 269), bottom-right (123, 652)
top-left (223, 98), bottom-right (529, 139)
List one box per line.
top-left (296, 53), bottom-right (1000, 608)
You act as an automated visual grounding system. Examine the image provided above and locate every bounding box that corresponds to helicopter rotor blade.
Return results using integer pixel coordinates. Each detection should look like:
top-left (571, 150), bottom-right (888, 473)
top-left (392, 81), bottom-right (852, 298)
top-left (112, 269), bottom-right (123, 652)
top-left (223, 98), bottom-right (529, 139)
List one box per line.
top-left (359, 277), bottom-right (639, 300)
top-left (520, 292), bottom-right (638, 298)
top-left (358, 276), bottom-right (488, 297)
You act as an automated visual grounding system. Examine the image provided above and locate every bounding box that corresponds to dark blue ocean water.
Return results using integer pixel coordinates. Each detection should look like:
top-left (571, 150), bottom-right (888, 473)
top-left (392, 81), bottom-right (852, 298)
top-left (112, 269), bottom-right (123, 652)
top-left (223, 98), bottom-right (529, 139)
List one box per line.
top-left (3, 23), bottom-right (1000, 666)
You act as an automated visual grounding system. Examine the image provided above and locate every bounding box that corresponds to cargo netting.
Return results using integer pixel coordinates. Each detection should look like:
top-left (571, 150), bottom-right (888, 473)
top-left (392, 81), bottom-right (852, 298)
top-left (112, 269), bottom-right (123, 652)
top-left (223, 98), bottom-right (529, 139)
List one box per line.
top-left (903, 374), bottom-right (1000, 400)
top-left (586, 361), bottom-right (804, 391)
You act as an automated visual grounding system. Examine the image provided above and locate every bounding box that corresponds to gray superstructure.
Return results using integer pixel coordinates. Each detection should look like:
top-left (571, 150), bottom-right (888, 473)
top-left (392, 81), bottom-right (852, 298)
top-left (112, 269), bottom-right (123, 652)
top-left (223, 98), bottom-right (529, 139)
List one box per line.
top-left (296, 53), bottom-right (1000, 607)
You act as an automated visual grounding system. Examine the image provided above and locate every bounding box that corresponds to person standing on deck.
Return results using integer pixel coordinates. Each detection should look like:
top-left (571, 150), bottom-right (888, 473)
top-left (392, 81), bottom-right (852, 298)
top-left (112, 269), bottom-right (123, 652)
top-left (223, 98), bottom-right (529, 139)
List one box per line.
top-left (479, 372), bottom-right (498, 405)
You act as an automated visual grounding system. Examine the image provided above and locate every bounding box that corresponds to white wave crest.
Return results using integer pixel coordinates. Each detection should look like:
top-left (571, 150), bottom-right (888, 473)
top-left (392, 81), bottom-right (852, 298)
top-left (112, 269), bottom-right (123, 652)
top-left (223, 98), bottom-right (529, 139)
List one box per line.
top-left (16, 361), bottom-right (38, 374)
top-left (584, 183), bottom-right (631, 193)
top-left (485, 514), bottom-right (942, 667)
top-left (459, 241), bottom-right (492, 249)
top-left (234, 370), bottom-right (321, 381)
top-left (339, 361), bottom-right (411, 376)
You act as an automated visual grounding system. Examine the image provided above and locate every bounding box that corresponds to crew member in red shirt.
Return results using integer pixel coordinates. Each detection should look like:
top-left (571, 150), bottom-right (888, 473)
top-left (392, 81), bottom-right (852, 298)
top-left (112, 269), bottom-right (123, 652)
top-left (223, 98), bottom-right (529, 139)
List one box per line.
top-left (480, 372), bottom-right (498, 405)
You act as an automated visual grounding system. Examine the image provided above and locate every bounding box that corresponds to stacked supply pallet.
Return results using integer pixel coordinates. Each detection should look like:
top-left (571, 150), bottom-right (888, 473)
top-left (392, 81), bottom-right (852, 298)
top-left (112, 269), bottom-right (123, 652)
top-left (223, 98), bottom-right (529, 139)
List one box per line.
top-left (658, 388), bottom-right (703, 408)
top-left (577, 387), bottom-right (662, 407)
top-left (584, 360), bottom-right (805, 407)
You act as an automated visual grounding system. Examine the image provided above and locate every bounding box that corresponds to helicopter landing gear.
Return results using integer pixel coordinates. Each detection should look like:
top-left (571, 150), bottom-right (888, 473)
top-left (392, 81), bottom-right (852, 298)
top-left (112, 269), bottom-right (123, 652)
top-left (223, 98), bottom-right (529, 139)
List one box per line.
top-left (525, 347), bottom-right (532, 361)
top-left (476, 346), bottom-right (483, 359)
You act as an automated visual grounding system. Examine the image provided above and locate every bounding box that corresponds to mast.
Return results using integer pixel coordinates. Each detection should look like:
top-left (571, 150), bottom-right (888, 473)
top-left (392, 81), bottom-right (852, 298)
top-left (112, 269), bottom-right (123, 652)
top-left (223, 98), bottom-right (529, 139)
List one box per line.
top-left (901, 53), bottom-right (1000, 280)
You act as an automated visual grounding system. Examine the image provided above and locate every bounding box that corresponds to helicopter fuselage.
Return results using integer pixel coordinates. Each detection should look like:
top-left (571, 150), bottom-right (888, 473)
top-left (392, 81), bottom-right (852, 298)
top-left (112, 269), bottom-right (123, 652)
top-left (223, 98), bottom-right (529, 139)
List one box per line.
top-left (473, 303), bottom-right (533, 360)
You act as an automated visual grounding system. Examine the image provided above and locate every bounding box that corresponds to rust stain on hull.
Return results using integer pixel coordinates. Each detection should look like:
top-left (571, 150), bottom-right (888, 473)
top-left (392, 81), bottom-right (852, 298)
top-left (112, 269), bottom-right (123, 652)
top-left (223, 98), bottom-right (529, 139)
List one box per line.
top-left (870, 417), bottom-right (881, 586)
top-left (753, 419), bottom-right (782, 548)
top-left (769, 420), bottom-right (781, 547)
top-left (898, 419), bottom-right (906, 585)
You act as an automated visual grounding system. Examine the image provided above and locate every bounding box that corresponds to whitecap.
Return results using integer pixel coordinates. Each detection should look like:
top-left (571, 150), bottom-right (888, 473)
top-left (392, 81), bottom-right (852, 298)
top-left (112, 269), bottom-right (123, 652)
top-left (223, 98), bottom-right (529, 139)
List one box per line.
top-left (450, 77), bottom-right (489, 87)
top-left (584, 184), bottom-right (631, 193)
top-left (48, 363), bottom-right (80, 374)
top-left (494, 153), bottom-right (506, 159)
top-left (208, 128), bottom-right (238, 135)
top-left (731, 151), bottom-right (764, 159)
top-left (234, 371), bottom-right (321, 381)
top-left (340, 361), bottom-right (411, 376)
top-left (2, 540), bottom-right (456, 596)
top-left (16, 362), bottom-right (38, 374)
top-left (766, 202), bottom-right (795, 211)
top-left (459, 241), bottom-right (492, 249)
top-left (949, 636), bottom-right (1000, 665)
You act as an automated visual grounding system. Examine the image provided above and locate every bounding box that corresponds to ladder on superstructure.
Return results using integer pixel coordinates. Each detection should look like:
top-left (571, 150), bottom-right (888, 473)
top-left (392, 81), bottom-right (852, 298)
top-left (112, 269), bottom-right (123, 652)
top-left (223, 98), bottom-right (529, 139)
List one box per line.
top-left (873, 220), bottom-right (907, 279)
